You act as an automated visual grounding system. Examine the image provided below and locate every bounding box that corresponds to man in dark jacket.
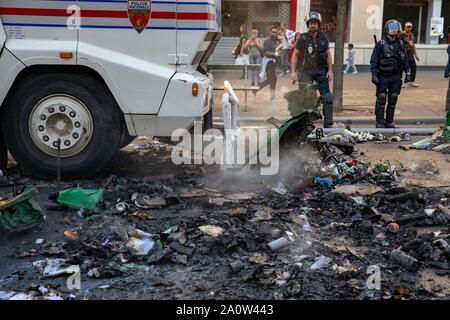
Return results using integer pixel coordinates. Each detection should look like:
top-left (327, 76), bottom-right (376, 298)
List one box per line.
top-left (290, 11), bottom-right (334, 128)
top-left (371, 20), bottom-right (411, 128)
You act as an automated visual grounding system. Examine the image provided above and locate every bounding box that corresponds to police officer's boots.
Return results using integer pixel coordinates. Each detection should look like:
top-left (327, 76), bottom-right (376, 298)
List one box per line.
top-left (323, 104), bottom-right (333, 128)
top-left (385, 105), bottom-right (397, 128)
top-left (375, 105), bottom-right (385, 128)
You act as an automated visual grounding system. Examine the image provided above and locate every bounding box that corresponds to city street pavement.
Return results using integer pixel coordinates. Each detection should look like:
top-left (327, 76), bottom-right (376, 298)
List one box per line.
top-left (212, 70), bottom-right (449, 126)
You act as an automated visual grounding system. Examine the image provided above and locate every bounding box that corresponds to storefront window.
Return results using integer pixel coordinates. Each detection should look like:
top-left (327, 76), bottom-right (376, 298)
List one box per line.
top-left (221, 1), bottom-right (290, 37)
top-left (310, 0), bottom-right (349, 42)
top-left (221, 1), bottom-right (249, 37)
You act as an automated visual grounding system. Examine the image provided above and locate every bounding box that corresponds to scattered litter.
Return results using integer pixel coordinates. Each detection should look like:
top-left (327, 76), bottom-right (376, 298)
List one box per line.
top-left (267, 237), bottom-right (290, 251)
top-left (251, 210), bottom-right (272, 222)
top-left (0, 188), bottom-right (45, 232)
top-left (333, 260), bottom-right (357, 275)
top-left (311, 256), bottom-right (332, 270)
top-left (199, 225), bottom-right (225, 237)
top-left (410, 138), bottom-right (433, 150)
top-left (230, 261), bottom-right (245, 273)
top-left (386, 223), bottom-right (400, 233)
top-left (272, 183), bottom-right (288, 195)
top-left (291, 215), bottom-right (311, 232)
top-left (436, 204), bottom-right (450, 221)
top-left (419, 160), bottom-right (440, 175)
top-left (135, 195), bottom-right (167, 209)
top-left (209, 198), bottom-right (229, 206)
top-left (33, 259), bottom-right (78, 277)
top-left (350, 196), bottom-right (366, 206)
top-left (63, 230), bottom-right (80, 241)
top-left (126, 229), bottom-right (157, 256)
top-left (333, 184), bottom-right (381, 196)
top-left (57, 187), bottom-right (104, 210)
top-left (390, 249), bottom-right (420, 272)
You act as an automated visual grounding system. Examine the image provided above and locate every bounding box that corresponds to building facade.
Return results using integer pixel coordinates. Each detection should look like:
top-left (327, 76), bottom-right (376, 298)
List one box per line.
top-left (221, 0), bottom-right (449, 44)
top-left (213, 0), bottom-right (448, 65)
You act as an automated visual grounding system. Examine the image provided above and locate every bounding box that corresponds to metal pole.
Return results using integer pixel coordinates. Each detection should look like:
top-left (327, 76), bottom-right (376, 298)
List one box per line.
top-left (57, 138), bottom-right (61, 193)
top-left (315, 128), bottom-right (437, 135)
top-left (418, 6), bottom-right (423, 44)
top-left (333, 0), bottom-right (348, 113)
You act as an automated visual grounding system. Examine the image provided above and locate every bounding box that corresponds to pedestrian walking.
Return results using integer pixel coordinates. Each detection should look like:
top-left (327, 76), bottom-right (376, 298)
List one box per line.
top-left (279, 22), bottom-right (296, 76)
top-left (344, 44), bottom-right (358, 74)
top-left (258, 26), bottom-right (281, 100)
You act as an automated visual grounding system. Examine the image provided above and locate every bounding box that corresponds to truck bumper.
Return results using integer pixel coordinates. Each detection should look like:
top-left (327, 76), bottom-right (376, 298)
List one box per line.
top-left (125, 71), bottom-right (214, 137)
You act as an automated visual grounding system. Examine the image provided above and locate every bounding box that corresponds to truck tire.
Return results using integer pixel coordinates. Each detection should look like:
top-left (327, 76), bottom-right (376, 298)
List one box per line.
top-left (2, 71), bottom-right (122, 179)
top-left (120, 126), bottom-right (136, 149)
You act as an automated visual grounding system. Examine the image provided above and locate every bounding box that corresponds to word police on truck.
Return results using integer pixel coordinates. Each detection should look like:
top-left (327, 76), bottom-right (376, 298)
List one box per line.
top-left (0, 0), bottom-right (220, 177)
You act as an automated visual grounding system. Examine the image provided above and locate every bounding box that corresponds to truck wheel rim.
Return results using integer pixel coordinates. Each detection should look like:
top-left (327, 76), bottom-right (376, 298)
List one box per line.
top-left (29, 94), bottom-right (94, 157)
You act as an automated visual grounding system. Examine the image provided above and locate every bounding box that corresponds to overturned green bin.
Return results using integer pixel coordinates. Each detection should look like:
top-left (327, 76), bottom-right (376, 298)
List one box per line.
top-left (278, 83), bottom-right (323, 145)
top-left (255, 83), bottom-right (323, 160)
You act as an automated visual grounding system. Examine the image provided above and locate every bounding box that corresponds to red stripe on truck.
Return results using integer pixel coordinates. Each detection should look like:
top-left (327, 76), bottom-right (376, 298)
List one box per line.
top-left (0, 8), bottom-right (72, 17)
top-left (0, 8), bottom-right (215, 21)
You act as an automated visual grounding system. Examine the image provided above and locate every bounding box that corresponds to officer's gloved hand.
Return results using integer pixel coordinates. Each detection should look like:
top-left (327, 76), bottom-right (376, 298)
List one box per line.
top-left (405, 72), bottom-right (412, 83)
top-left (371, 75), bottom-right (379, 85)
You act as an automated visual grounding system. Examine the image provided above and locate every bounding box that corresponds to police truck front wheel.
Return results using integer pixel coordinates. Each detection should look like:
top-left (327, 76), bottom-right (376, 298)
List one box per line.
top-left (2, 71), bottom-right (122, 179)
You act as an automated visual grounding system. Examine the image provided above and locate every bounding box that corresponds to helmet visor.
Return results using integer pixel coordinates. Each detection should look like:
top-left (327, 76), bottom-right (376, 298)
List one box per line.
top-left (387, 21), bottom-right (400, 35)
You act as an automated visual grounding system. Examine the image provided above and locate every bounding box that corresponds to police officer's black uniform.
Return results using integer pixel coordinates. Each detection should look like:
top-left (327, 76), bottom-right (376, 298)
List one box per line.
top-left (296, 13), bottom-right (333, 128)
top-left (370, 20), bottom-right (411, 128)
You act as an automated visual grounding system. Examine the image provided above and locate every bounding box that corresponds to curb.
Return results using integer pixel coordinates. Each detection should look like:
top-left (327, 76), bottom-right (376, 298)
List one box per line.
top-left (214, 117), bottom-right (444, 125)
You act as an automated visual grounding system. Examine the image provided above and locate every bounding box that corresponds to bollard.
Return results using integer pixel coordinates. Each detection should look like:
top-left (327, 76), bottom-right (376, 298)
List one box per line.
top-left (221, 81), bottom-right (240, 170)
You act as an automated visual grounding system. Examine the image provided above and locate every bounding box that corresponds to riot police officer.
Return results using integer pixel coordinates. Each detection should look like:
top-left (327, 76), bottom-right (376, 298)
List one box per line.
top-left (371, 20), bottom-right (411, 128)
top-left (291, 11), bottom-right (334, 128)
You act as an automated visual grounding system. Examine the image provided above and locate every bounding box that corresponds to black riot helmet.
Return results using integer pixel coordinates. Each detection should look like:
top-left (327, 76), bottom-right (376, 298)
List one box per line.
top-left (305, 11), bottom-right (323, 27)
top-left (385, 20), bottom-right (402, 37)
